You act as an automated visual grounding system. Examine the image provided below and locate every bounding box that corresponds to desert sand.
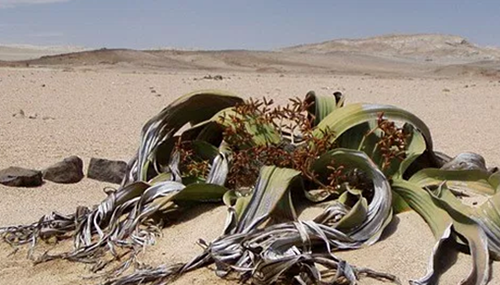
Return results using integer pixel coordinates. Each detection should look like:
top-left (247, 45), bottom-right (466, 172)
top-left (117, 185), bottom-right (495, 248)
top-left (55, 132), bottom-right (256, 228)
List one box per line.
top-left (1, 34), bottom-right (500, 284)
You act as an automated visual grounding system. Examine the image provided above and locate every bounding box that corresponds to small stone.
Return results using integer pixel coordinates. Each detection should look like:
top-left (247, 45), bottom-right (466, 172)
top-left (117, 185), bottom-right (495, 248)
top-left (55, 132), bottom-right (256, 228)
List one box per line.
top-left (201, 74), bottom-right (224, 81)
top-left (442, 88), bottom-right (451, 92)
top-left (12, 109), bottom-right (25, 118)
top-left (42, 156), bottom-right (84, 184)
top-left (87, 158), bottom-right (127, 184)
top-left (0, 167), bottom-right (43, 187)
top-left (28, 113), bottom-right (38, 119)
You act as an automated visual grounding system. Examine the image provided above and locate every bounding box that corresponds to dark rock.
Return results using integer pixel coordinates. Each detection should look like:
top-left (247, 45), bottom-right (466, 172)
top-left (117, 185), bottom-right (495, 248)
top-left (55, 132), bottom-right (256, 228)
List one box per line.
top-left (12, 109), bottom-right (25, 118)
top-left (87, 158), bottom-right (127, 184)
top-left (0, 167), bottom-right (43, 187)
top-left (201, 74), bottom-right (224, 81)
top-left (42, 156), bottom-right (84, 184)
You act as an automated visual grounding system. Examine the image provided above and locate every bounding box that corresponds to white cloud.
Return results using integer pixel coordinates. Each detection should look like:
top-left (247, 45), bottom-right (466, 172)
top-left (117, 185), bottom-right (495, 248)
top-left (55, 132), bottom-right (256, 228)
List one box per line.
top-left (0, 0), bottom-right (71, 8)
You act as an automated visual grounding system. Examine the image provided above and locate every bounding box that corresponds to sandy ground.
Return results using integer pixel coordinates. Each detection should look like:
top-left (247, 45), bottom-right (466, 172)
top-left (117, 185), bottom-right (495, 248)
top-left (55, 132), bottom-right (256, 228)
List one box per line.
top-left (1, 67), bottom-right (500, 285)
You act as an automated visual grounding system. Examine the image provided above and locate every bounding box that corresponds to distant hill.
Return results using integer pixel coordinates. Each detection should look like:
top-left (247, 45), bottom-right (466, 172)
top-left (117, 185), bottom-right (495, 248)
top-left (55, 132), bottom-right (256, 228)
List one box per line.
top-left (282, 34), bottom-right (500, 63)
top-left (1, 34), bottom-right (499, 79)
top-left (0, 44), bottom-right (86, 61)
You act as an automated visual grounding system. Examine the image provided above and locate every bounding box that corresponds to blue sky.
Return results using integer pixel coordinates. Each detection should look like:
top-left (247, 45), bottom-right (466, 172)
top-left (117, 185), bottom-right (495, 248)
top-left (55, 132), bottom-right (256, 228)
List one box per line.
top-left (0, 0), bottom-right (499, 50)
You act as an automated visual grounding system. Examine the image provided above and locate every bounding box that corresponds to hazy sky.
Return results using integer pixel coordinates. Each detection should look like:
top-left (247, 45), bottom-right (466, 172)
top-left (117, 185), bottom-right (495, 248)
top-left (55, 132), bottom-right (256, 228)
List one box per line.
top-left (0, 0), bottom-right (499, 50)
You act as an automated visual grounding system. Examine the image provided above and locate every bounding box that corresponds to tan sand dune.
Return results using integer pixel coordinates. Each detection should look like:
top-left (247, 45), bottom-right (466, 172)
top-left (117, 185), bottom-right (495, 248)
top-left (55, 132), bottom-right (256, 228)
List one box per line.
top-left (1, 34), bottom-right (500, 284)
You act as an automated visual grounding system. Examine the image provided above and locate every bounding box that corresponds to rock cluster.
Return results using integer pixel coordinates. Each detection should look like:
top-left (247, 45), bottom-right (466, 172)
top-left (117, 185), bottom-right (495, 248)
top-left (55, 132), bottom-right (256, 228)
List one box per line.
top-left (0, 156), bottom-right (127, 188)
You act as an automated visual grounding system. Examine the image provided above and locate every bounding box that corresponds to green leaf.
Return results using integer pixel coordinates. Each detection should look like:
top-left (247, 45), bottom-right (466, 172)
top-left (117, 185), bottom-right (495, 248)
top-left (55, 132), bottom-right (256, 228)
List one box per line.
top-left (476, 192), bottom-right (500, 259)
top-left (433, 185), bottom-right (500, 259)
top-left (336, 197), bottom-right (369, 230)
top-left (336, 121), bottom-right (377, 152)
top-left (191, 140), bottom-right (220, 162)
top-left (223, 190), bottom-right (252, 220)
top-left (409, 168), bottom-right (497, 196)
top-left (313, 103), bottom-right (433, 152)
top-left (394, 124), bottom-right (427, 179)
top-left (391, 179), bottom-right (452, 238)
top-left (391, 190), bottom-right (411, 214)
top-left (144, 182), bottom-right (228, 214)
top-left (427, 185), bottom-right (490, 285)
top-left (148, 172), bottom-right (174, 184)
top-left (304, 91), bottom-right (340, 125)
top-left (173, 183), bottom-right (228, 205)
top-left (236, 166), bottom-right (301, 232)
top-left (397, 180), bottom-right (497, 284)
top-left (217, 109), bottom-right (281, 146)
top-left (188, 107), bottom-right (281, 147)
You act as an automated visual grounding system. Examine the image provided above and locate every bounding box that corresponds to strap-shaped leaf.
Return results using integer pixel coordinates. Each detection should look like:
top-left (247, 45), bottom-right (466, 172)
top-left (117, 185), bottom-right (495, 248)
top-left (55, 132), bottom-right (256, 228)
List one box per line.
top-left (236, 166), bottom-right (301, 232)
top-left (409, 225), bottom-right (454, 285)
top-left (392, 179), bottom-right (452, 238)
top-left (311, 149), bottom-right (393, 245)
top-left (336, 197), bottom-right (369, 230)
top-left (313, 103), bottom-right (434, 152)
top-left (131, 90), bottom-right (243, 182)
top-left (149, 183), bottom-right (228, 213)
top-left (410, 168), bottom-right (498, 196)
top-left (186, 107), bottom-right (281, 147)
top-left (304, 90), bottom-right (341, 125)
top-left (394, 124), bottom-right (427, 179)
top-left (476, 192), bottom-right (500, 259)
top-left (441, 153), bottom-right (488, 172)
top-left (395, 180), bottom-right (497, 284)
top-left (427, 185), bottom-right (490, 285)
top-left (206, 153), bottom-right (229, 186)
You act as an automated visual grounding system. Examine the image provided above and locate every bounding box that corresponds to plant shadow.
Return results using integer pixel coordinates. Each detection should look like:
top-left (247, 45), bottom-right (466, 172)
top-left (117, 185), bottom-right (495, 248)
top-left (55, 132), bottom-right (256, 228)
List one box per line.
top-left (430, 238), bottom-right (460, 285)
top-left (158, 203), bottom-right (222, 227)
top-left (379, 215), bottom-right (400, 241)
